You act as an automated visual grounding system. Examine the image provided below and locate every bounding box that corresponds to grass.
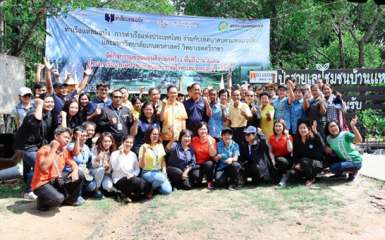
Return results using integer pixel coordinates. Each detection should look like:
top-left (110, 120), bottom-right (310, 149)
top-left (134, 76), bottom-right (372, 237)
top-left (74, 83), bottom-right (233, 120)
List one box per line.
top-left (0, 182), bottom-right (24, 198)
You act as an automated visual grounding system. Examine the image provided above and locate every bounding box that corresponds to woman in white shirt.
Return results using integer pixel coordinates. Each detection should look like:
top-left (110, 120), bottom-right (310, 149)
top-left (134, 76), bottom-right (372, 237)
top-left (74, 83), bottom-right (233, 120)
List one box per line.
top-left (111, 135), bottom-right (151, 202)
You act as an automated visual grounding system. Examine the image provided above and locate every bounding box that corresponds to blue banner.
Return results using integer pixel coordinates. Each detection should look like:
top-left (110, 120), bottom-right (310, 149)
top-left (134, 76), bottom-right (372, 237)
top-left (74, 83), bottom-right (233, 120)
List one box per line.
top-left (46, 7), bottom-right (270, 92)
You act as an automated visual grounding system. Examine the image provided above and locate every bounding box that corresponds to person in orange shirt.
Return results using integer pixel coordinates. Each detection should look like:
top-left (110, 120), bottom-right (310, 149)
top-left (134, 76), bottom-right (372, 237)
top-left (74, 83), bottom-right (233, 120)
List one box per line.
top-left (268, 119), bottom-right (293, 186)
top-left (32, 127), bottom-right (85, 211)
top-left (189, 122), bottom-right (217, 189)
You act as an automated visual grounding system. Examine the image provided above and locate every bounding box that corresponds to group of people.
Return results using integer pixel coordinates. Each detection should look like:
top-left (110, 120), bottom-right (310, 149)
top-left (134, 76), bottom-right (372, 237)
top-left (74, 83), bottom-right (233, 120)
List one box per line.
top-left (11, 59), bottom-right (363, 211)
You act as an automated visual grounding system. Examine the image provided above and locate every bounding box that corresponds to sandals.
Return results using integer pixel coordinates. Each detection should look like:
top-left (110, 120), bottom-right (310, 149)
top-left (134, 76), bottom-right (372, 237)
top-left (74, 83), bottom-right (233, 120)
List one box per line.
top-left (304, 178), bottom-right (315, 186)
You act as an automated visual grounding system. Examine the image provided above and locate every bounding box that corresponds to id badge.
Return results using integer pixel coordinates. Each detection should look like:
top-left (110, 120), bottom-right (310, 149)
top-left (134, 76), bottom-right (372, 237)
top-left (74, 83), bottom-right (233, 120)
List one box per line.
top-left (156, 162), bottom-right (160, 169)
top-left (117, 123), bottom-right (122, 130)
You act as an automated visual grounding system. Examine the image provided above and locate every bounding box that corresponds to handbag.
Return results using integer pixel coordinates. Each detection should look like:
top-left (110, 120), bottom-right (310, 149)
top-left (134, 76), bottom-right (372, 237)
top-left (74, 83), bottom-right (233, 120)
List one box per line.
top-left (337, 109), bottom-right (350, 131)
top-left (52, 155), bottom-right (70, 200)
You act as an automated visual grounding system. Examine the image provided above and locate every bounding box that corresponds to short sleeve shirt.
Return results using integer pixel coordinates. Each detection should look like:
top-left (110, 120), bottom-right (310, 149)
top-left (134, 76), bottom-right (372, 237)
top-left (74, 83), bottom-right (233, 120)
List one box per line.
top-left (189, 136), bottom-right (217, 164)
top-left (63, 142), bottom-right (92, 172)
top-left (31, 145), bottom-right (76, 190)
top-left (11, 102), bottom-right (35, 126)
top-left (228, 102), bottom-right (252, 128)
top-left (157, 100), bottom-right (188, 140)
top-left (290, 99), bottom-right (307, 134)
top-left (184, 98), bottom-right (208, 129)
top-left (273, 97), bottom-right (291, 130)
top-left (165, 142), bottom-right (196, 171)
top-left (138, 143), bottom-right (166, 171)
top-left (268, 134), bottom-right (293, 157)
top-left (326, 131), bottom-right (362, 164)
top-left (260, 104), bottom-right (275, 139)
top-left (52, 91), bottom-right (77, 117)
top-left (208, 103), bottom-right (228, 138)
top-left (133, 119), bottom-right (161, 153)
top-left (216, 140), bottom-right (240, 170)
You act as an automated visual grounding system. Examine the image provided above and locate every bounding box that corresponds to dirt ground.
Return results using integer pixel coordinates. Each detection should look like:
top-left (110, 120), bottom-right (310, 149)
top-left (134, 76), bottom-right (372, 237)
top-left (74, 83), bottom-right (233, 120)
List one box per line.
top-left (1, 175), bottom-right (385, 240)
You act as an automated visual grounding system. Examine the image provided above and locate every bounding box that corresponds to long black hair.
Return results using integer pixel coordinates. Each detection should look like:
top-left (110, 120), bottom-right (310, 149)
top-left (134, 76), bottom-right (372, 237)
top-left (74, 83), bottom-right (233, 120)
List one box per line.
top-left (139, 101), bottom-right (158, 123)
top-left (324, 120), bottom-right (342, 138)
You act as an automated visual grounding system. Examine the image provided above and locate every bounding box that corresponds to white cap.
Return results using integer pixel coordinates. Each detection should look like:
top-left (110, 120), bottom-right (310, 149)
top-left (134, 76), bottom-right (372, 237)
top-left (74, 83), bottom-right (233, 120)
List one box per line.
top-left (19, 87), bottom-right (32, 96)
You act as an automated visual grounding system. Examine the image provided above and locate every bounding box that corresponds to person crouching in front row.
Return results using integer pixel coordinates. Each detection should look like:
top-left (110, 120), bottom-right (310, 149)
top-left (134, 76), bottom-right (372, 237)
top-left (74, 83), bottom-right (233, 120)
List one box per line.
top-left (32, 127), bottom-right (85, 211)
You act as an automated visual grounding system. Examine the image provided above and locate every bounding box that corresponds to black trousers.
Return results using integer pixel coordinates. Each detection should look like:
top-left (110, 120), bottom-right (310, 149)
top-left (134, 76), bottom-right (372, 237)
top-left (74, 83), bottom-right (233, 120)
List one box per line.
top-left (166, 167), bottom-right (193, 190)
top-left (33, 171), bottom-right (84, 208)
top-left (190, 160), bottom-right (216, 183)
top-left (215, 162), bottom-right (241, 187)
top-left (240, 162), bottom-right (261, 181)
top-left (289, 158), bottom-right (323, 181)
top-left (232, 127), bottom-right (245, 146)
top-left (274, 155), bottom-right (293, 175)
top-left (114, 176), bottom-right (151, 200)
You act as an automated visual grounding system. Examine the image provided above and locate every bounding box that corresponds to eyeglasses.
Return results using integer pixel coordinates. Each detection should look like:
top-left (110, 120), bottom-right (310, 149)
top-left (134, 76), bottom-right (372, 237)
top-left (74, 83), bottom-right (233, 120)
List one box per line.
top-left (113, 96), bottom-right (122, 99)
top-left (244, 133), bottom-right (254, 137)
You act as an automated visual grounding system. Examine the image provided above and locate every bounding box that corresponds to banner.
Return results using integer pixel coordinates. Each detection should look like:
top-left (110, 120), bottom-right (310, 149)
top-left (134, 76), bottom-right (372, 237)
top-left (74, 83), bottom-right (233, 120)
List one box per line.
top-left (45, 8), bottom-right (270, 92)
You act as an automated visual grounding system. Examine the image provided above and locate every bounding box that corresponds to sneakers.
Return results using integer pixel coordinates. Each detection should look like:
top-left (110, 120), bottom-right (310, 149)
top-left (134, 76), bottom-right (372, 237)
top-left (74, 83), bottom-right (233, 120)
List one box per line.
top-left (172, 187), bottom-right (178, 192)
top-left (24, 191), bottom-right (38, 199)
top-left (63, 199), bottom-right (84, 206)
top-left (94, 189), bottom-right (105, 200)
top-left (329, 174), bottom-right (346, 180)
top-left (346, 171), bottom-right (359, 182)
top-left (207, 181), bottom-right (214, 189)
top-left (228, 184), bottom-right (236, 191)
top-left (36, 197), bottom-right (48, 211)
top-left (77, 196), bottom-right (86, 203)
top-left (278, 177), bottom-right (288, 186)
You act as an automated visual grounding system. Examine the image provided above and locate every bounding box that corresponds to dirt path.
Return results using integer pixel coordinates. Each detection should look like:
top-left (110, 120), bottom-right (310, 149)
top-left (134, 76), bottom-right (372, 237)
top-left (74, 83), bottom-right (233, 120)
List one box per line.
top-left (1, 175), bottom-right (385, 239)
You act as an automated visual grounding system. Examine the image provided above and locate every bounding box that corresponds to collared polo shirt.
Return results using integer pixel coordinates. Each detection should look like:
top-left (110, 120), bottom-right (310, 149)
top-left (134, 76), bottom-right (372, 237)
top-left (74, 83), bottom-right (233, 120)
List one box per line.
top-left (165, 142), bottom-right (196, 171)
top-left (184, 97), bottom-right (208, 129)
top-left (157, 99), bottom-right (188, 140)
top-left (216, 140), bottom-right (240, 170)
top-left (228, 102), bottom-right (252, 128)
top-left (87, 97), bottom-right (112, 123)
top-left (52, 91), bottom-right (77, 117)
top-left (268, 134), bottom-right (293, 157)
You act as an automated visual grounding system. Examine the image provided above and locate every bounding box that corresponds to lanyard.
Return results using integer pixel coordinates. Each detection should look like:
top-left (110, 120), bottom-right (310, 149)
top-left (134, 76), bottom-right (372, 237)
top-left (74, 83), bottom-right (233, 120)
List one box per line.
top-left (149, 145), bottom-right (159, 160)
top-left (111, 106), bottom-right (122, 123)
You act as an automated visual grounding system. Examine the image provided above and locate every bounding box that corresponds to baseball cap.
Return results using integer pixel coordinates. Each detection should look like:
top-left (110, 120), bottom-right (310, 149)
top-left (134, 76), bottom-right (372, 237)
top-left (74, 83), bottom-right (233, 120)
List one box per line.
top-left (243, 126), bottom-right (257, 134)
top-left (221, 127), bottom-right (233, 135)
top-left (278, 84), bottom-right (288, 90)
top-left (53, 82), bottom-right (68, 88)
top-left (19, 87), bottom-right (32, 96)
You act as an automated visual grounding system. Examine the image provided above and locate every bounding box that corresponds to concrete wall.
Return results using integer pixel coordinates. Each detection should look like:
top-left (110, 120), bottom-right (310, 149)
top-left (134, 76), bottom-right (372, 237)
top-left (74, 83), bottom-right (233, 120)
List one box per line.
top-left (0, 54), bottom-right (25, 114)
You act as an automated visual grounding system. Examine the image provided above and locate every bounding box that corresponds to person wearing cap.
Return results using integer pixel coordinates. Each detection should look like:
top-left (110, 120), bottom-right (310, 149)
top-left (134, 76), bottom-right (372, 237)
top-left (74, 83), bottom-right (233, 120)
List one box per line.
top-left (259, 92), bottom-right (275, 139)
top-left (208, 89), bottom-right (228, 140)
top-left (189, 122), bottom-right (217, 189)
top-left (303, 84), bottom-right (328, 139)
top-left (184, 83), bottom-right (212, 135)
top-left (87, 81), bottom-right (112, 123)
top-left (273, 82), bottom-right (294, 131)
top-left (322, 84), bottom-right (347, 130)
top-left (227, 90), bottom-right (253, 146)
top-left (46, 65), bottom-right (93, 118)
top-left (324, 116), bottom-right (362, 182)
top-left (14, 93), bottom-right (55, 199)
top-left (11, 87), bottom-right (36, 130)
top-left (165, 129), bottom-right (196, 191)
top-left (245, 89), bottom-right (261, 128)
top-left (290, 86), bottom-right (307, 135)
top-left (214, 128), bottom-right (241, 190)
top-left (64, 72), bottom-right (77, 94)
top-left (263, 82), bottom-right (278, 103)
top-left (289, 119), bottom-right (326, 186)
top-left (268, 119), bottom-right (293, 186)
top-left (238, 126), bottom-right (271, 186)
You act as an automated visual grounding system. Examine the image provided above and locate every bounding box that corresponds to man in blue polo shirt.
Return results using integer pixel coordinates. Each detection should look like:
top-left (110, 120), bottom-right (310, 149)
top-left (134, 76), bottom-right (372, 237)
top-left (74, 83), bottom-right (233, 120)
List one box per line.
top-left (46, 63), bottom-right (93, 117)
top-left (183, 83), bottom-right (212, 135)
top-left (87, 81), bottom-right (113, 124)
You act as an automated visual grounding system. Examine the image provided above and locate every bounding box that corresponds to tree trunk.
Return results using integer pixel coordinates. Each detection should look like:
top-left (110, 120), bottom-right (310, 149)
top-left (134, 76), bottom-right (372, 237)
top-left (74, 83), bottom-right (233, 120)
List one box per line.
top-left (337, 24), bottom-right (346, 69)
top-left (358, 40), bottom-right (366, 68)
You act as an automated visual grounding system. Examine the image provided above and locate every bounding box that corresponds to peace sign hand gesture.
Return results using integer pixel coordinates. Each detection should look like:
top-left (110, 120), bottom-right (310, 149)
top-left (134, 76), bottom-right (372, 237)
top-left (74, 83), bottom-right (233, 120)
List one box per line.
top-left (312, 120), bottom-right (318, 135)
top-left (350, 115), bottom-right (358, 128)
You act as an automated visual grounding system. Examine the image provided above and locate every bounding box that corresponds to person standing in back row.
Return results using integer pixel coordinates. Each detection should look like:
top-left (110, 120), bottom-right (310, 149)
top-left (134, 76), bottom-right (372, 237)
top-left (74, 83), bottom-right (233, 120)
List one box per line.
top-left (184, 83), bottom-right (212, 136)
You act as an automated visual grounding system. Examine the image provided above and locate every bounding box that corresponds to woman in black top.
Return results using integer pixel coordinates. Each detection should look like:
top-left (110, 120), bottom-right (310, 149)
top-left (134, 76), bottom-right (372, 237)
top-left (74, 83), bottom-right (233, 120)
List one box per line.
top-left (289, 119), bottom-right (325, 186)
top-left (78, 92), bottom-right (90, 123)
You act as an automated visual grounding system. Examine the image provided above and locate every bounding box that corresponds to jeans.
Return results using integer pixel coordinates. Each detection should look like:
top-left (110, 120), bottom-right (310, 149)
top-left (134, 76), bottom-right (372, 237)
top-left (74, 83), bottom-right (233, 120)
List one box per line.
top-left (215, 162), bottom-right (240, 187)
top-left (23, 151), bottom-right (37, 193)
top-left (33, 171), bottom-right (85, 208)
top-left (329, 161), bottom-right (362, 175)
top-left (166, 167), bottom-right (193, 190)
top-left (79, 180), bottom-right (97, 196)
top-left (190, 160), bottom-right (216, 183)
top-left (141, 170), bottom-right (172, 195)
top-left (90, 168), bottom-right (113, 190)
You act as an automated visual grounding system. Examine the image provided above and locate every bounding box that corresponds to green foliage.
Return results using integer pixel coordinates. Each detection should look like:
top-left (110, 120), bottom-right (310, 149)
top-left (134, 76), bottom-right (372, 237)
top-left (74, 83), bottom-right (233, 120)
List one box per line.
top-left (359, 109), bottom-right (385, 148)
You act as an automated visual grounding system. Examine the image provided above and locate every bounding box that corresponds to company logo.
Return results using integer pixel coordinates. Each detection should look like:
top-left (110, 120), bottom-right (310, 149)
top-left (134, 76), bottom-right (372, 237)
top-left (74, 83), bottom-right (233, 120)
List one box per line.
top-left (105, 13), bottom-right (115, 24)
top-left (218, 21), bottom-right (229, 33)
top-left (158, 17), bottom-right (170, 30)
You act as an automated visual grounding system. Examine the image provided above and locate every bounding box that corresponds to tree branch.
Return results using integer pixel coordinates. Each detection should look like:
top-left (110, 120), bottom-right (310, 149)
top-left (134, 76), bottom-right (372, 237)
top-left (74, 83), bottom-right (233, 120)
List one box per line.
top-left (315, 49), bottom-right (338, 69)
top-left (313, 55), bottom-right (326, 64)
top-left (362, 5), bottom-right (385, 44)
top-left (14, 0), bottom-right (49, 56)
top-left (349, 28), bottom-right (359, 44)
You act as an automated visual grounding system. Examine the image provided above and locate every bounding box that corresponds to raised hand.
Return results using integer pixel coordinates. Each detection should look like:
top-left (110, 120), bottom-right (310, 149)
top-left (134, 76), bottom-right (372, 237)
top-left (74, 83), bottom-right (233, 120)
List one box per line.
top-left (350, 115), bottom-right (358, 128)
top-left (227, 73), bottom-right (231, 81)
top-left (283, 129), bottom-right (289, 136)
top-left (43, 57), bottom-right (54, 70)
top-left (336, 91), bottom-right (342, 98)
top-left (75, 131), bottom-right (82, 139)
top-left (266, 111), bottom-right (271, 118)
top-left (304, 92), bottom-right (310, 100)
top-left (251, 106), bottom-right (257, 114)
top-left (221, 104), bottom-right (225, 111)
top-left (66, 72), bottom-right (73, 80)
top-left (110, 118), bottom-right (117, 125)
top-left (37, 64), bottom-right (45, 71)
top-left (312, 120), bottom-right (318, 134)
top-left (92, 133), bottom-right (101, 144)
top-left (162, 98), bottom-right (168, 106)
top-left (202, 97), bottom-right (208, 104)
top-left (95, 105), bottom-right (102, 115)
top-left (50, 140), bottom-right (60, 150)
top-left (173, 133), bottom-right (178, 142)
top-left (319, 95), bottom-right (324, 105)
top-left (82, 65), bottom-right (93, 76)
top-left (52, 69), bottom-right (60, 77)
top-left (140, 86), bottom-right (146, 93)
top-left (34, 98), bottom-right (44, 105)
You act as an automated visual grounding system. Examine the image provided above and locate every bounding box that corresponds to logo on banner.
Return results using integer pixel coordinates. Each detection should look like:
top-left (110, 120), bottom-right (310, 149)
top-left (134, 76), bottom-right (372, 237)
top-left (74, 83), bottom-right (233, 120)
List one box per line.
top-left (218, 21), bottom-right (229, 33)
top-left (158, 17), bottom-right (169, 30)
top-left (105, 13), bottom-right (115, 24)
